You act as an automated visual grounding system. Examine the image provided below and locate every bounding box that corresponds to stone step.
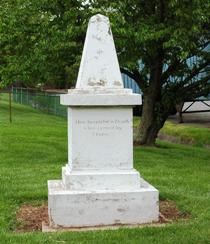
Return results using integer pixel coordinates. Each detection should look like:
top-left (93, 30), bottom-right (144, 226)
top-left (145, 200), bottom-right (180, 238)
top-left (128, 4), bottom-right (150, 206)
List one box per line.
top-left (62, 166), bottom-right (141, 191)
top-left (48, 179), bottom-right (159, 228)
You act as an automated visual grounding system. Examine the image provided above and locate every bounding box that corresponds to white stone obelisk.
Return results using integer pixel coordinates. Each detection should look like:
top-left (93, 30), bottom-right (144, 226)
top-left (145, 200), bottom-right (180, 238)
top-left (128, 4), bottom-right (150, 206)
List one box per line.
top-left (47, 14), bottom-right (159, 228)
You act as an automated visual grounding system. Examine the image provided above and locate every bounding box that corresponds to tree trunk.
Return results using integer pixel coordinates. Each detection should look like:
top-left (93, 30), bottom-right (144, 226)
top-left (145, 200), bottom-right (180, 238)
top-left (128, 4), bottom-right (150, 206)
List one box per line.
top-left (135, 94), bottom-right (167, 146)
top-left (135, 51), bottom-right (166, 145)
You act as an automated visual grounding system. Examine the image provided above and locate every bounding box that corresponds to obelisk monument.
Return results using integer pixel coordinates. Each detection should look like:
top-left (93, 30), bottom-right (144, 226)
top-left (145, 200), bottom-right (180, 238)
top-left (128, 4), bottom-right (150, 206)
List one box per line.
top-left (47, 14), bottom-right (159, 228)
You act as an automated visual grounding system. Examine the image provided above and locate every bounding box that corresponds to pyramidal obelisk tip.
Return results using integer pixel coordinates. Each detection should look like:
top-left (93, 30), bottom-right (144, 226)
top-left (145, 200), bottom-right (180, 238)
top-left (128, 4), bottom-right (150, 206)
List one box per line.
top-left (76, 14), bottom-right (123, 89)
top-left (89, 14), bottom-right (109, 23)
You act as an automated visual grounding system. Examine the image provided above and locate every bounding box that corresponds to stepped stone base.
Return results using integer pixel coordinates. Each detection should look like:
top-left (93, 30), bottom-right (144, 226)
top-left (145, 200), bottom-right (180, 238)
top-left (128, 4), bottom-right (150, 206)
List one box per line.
top-left (62, 165), bottom-right (141, 191)
top-left (48, 179), bottom-right (159, 228)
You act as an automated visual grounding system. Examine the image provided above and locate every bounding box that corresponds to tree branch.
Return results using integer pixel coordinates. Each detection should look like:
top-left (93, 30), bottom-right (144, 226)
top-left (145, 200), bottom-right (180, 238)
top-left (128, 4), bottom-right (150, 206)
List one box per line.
top-left (120, 67), bottom-right (147, 88)
top-left (161, 59), bottom-right (183, 82)
top-left (182, 60), bottom-right (210, 84)
top-left (180, 74), bottom-right (210, 100)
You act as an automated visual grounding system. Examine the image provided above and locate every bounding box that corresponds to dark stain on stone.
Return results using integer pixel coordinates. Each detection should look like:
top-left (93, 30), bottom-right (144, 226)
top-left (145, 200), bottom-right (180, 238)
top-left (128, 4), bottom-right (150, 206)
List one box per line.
top-left (78, 209), bottom-right (84, 215)
top-left (96, 15), bottom-right (102, 22)
top-left (88, 79), bottom-right (106, 86)
top-left (117, 208), bottom-right (126, 212)
top-left (114, 219), bottom-right (121, 224)
top-left (114, 80), bottom-right (122, 86)
top-left (99, 79), bottom-right (105, 86)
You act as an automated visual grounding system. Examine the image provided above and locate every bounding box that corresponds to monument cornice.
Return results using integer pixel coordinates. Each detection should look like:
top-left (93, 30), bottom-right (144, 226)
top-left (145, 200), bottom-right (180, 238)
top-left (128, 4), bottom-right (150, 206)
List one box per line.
top-left (61, 93), bottom-right (142, 106)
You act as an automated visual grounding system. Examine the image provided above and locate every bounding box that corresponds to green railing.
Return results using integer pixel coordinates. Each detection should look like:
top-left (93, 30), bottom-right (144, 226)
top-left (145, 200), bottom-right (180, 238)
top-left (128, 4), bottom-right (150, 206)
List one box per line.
top-left (12, 87), bottom-right (67, 118)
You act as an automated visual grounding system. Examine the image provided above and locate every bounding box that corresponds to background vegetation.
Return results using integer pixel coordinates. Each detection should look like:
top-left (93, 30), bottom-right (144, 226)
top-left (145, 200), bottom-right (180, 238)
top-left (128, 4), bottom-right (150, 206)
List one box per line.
top-left (1, 0), bottom-right (210, 145)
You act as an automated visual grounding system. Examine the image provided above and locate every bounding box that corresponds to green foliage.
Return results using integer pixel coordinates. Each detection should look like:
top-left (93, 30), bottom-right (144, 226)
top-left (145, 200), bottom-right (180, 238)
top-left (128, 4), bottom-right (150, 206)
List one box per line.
top-left (93, 1), bottom-right (210, 98)
top-left (134, 116), bottom-right (210, 147)
top-left (0, 0), bottom-right (91, 88)
top-left (161, 120), bottom-right (210, 146)
top-left (0, 0), bottom-right (210, 105)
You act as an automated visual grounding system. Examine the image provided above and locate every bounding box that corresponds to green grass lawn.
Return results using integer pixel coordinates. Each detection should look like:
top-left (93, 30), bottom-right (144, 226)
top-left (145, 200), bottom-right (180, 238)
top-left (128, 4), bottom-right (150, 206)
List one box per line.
top-left (134, 117), bottom-right (210, 147)
top-left (161, 121), bottom-right (210, 146)
top-left (0, 93), bottom-right (210, 243)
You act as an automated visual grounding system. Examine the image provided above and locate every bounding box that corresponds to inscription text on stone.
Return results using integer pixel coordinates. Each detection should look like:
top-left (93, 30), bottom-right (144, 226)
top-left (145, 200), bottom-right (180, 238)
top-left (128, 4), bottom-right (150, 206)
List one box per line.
top-left (75, 119), bottom-right (131, 137)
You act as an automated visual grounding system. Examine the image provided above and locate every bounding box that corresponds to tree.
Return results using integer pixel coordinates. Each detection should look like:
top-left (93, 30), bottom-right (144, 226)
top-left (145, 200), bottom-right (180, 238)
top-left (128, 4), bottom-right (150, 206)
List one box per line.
top-left (0, 0), bottom-right (91, 88)
top-left (1, 0), bottom-right (210, 145)
top-left (92, 0), bottom-right (210, 145)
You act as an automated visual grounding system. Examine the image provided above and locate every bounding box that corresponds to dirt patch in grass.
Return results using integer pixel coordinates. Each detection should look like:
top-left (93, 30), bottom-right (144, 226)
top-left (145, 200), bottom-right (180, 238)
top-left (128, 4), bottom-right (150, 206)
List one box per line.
top-left (16, 200), bottom-right (189, 232)
top-left (159, 200), bottom-right (189, 223)
top-left (16, 204), bottom-right (48, 232)
top-left (158, 132), bottom-right (210, 148)
top-left (158, 132), bottom-right (194, 145)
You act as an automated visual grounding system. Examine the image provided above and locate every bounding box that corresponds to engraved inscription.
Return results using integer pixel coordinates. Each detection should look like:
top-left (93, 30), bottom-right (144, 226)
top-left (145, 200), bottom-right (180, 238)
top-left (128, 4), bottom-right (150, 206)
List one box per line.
top-left (75, 119), bottom-right (131, 137)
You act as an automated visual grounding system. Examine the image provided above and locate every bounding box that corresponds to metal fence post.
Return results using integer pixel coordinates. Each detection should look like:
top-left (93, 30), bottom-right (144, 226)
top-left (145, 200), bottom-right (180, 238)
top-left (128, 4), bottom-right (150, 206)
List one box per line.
top-left (20, 88), bottom-right (22, 104)
top-left (9, 88), bottom-right (12, 123)
top-left (54, 96), bottom-right (57, 115)
top-left (27, 88), bottom-right (29, 105)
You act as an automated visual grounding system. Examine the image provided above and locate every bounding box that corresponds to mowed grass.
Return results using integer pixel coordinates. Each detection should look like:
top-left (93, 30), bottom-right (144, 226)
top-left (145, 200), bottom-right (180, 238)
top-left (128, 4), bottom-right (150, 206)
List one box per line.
top-left (0, 93), bottom-right (210, 243)
top-left (134, 117), bottom-right (210, 147)
top-left (161, 121), bottom-right (210, 146)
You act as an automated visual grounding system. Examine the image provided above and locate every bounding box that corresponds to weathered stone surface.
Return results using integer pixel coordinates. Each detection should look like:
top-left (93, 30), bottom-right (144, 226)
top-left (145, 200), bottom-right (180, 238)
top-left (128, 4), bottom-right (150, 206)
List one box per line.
top-left (61, 93), bottom-right (142, 106)
top-left (67, 107), bottom-right (133, 170)
top-left (76, 14), bottom-right (123, 89)
top-left (48, 180), bottom-right (159, 228)
top-left (62, 166), bottom-right (141, 191)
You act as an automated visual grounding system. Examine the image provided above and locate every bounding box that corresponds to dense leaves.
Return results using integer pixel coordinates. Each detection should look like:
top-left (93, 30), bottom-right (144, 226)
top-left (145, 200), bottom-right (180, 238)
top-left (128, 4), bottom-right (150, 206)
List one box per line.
top-left (1, 0), bottom-right (210, 144)
top-left (0, 0), bottom-right (91, 88)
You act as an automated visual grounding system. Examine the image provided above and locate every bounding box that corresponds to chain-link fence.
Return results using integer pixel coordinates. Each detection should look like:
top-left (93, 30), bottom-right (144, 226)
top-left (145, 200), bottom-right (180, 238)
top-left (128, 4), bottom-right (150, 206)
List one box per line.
top-left (12, 87), bottom-right (67, 118)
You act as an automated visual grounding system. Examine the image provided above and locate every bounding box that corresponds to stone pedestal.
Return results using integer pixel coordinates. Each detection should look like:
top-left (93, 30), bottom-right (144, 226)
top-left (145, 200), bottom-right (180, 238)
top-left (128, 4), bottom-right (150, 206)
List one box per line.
top-left (47, 14), bottom-right (159, 228)
top-left (48, 180), bottom-right (158, 227)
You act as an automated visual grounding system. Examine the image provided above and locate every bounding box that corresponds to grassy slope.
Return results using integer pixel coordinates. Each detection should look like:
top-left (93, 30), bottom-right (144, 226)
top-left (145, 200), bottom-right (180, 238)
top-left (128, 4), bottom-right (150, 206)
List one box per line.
top-left (134, 117), bottom-right (210, 146)
top-left (0, 94), bottom-right (210, 243)
top-left (161, 121), bottom-right (210, 146)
